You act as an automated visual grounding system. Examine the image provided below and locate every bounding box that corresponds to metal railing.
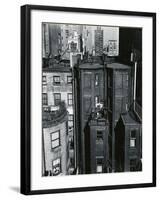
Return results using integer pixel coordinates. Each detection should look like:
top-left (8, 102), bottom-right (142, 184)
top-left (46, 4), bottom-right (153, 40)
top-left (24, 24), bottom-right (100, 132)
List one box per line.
top-left (43, 102), bottom-right (68, 127)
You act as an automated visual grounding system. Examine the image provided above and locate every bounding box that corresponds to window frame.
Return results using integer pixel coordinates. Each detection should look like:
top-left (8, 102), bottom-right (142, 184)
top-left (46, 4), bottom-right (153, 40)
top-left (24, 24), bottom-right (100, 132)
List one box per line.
top-left (42, 93), bottom-right (48, 105)
top-left (54, 93), bottom-right (61, 106)
top-left (96, 157), bottom-right (103, 173)
top-left (53, 76), bottom-right (61, 85)
top-left (68, 114), bottom-right (74, 122)
top-left (130, 159), bottom-right (137, 172)
top-left (67, 93), bottom-right (73, 106)
top-left (84, 73), bottom-right (92, 89)
top-left (96, 130), bottom-right (103, 142)
top-left (42, 75), bottom-right (47, 85)
top-left (68, 114), bottom-right (74, 129)
top-left (52, 157), bottom-right (61, 175)
top-left (130, 130), bottom-right (137, 148)
top-left (70, 41), bottom-right (77, 51)
top-left (67, 76), bottom-right (72, 84)
top-left (51, 130), bottom-right (60, 149)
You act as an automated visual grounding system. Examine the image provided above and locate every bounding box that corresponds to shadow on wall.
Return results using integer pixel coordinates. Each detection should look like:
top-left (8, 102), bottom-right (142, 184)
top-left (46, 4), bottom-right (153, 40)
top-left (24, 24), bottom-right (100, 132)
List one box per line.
top-left (9, 186), bottom-right (20, 193)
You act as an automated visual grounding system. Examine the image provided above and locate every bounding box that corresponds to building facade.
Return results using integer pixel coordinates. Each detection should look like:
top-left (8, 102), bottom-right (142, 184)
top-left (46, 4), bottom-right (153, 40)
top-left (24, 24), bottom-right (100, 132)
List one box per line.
top-left (74, 60), bottom-right (108, 174)
top-left (86, 115), bottom-right (110, 174)
top-left (106, 63), bottom-right (131, 171)
top-left (42, 63), bottom-right (75, 174)
top-left (42, 24), bottom-right (142, 176)
top-left (115, 112), bottom-right (142, 172)
top-left (42, 102), bottom-right (69, 176)
top-left (95, 27), bottom-right (103, 56)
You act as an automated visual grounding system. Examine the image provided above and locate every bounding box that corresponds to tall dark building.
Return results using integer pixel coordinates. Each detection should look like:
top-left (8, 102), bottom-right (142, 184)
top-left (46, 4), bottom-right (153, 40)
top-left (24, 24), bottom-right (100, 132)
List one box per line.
top-left (118, 27), bottom-right (142, 106)
top-left (95, 27), bottom-right (103, 56)
top-left (115, 111), bottom-right (142, 172)
top-left (74, 60), bottom-right (108, 174)
top-left (86, 115), bottom-right (110, 173)
top-left (42, 23), bottom-right (62, 58)
top-left (106, 63), bottom-right (131, 171)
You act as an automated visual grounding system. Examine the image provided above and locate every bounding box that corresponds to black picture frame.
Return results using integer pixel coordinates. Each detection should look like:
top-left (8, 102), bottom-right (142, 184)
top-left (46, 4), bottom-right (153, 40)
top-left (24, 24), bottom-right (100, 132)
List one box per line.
top-left (21, 4), bottom-right (156, 195)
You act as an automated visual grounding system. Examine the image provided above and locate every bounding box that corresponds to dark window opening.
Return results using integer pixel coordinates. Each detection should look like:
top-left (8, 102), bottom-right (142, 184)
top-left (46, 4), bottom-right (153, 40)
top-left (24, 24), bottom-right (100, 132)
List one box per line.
top-left (54, 93), bottom-right (61, 106)
top-left (67, 76), bottom-right (72, 84)
top-left (52, 158), bottom-right (61, 175)
top-left (42, 93), bottom-right (47, 105)
top-left (53, 76), bottom-right (60, 85)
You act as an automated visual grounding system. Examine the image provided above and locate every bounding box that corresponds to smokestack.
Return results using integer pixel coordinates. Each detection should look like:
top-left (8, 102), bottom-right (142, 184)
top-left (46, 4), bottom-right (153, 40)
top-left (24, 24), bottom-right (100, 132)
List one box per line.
top-left (130, 48), bottom-right (141, 112)
top-left (133, 61), bottom-right (137, 111)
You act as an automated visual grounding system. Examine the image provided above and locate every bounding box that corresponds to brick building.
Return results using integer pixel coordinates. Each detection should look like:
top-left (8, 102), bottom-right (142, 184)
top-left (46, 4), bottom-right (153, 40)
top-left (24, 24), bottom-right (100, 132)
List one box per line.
top-left (86, 114), bottom-right (110, 173)
top-left (42, 102), bottom-right (70, 176)
top-left (73, 58), bottom-right (108, 174)
top-left (115, 111), bottom-right (142, 172)
top-left (106, 63), bottom-right (131, 171)
top-left (42, 62), bottom-right (75, 174)
top-left (42, 24), bottom-right (142, 175)
top-left (95, 27), bottom-right (103, 56)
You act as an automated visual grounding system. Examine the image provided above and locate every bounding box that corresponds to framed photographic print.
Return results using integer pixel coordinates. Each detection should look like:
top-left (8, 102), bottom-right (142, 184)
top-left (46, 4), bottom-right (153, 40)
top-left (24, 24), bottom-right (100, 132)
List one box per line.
top-left (21, 4), bottom-right (156, 195)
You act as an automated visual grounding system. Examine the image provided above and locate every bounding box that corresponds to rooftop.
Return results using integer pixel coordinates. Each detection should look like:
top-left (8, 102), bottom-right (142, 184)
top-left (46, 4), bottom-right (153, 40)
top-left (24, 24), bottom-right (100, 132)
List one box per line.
top-left (107, 62), bottom-right (131, 69)
top-left (43, 102), bottom-right (68, 128)
top-left (43, 66), bottom-right (71, 73)
top-left (89, 107), bottom-right (109, 125)
top-left (78, 62), bottom-right (104, 70)
top-left (43, 59), bottom-right (71, 72)
top-left (121, 111), bottom-right (141, 125)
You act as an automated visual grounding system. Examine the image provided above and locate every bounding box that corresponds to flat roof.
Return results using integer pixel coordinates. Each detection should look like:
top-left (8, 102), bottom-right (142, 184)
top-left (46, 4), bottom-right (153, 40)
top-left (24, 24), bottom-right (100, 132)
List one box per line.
top-left (121, 112), bottom-right (141, 125)
top-left (79, 63), bottom-right (104, 70)
top-left (107, 63), bottom-right (131, 69)
top-left (43, 66), bottom-right (72, 73)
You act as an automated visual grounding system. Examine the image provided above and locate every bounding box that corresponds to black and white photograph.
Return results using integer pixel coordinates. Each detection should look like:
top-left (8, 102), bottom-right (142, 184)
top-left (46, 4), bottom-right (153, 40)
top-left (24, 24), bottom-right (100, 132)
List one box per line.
top-left (0, 0), bottom-right (158, 198)
top-left (20, 5), bottom-right (156, 194)
top-left (42, 23), bottom-right (142, 176)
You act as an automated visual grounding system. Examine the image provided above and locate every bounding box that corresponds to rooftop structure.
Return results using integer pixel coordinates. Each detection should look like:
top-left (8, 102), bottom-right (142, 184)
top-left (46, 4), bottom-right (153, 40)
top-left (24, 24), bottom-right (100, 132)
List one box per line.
top-left (42, 101), bottom-right (68, 128)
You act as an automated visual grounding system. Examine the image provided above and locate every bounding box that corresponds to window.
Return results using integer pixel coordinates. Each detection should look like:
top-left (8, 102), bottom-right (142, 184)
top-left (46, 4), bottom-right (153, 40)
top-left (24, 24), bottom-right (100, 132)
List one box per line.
top-left (84, 97), bottom-right (91, 114)
top-left (130, 159), bottom-right (137, 171)
top-left (113, 41), bottom-right (116, 50)
top-left (42, 93), bottom-right (47, 105)
top-left (123, 73), bottom-right (129, 88)
top-left (68, 114), bottom-right (74, 128)
top-left (96, 158), bottom-right (103, 173)
top-left (51, 131), bottom-right (60, 149)
top-left (84, 74), bottom-right (91, 88)
top-left (67, 76), bottom-right (72, 84)
top-left (67, 143), bottom-right (69, 160)
top-left (53, 76), bottom-right (60, 85)
top-left (96, 131), bottom-right (103, 142)
top-left (130, 130), bottom-right (136, 147)
top-left (70, 138), bottom-right (74, 150)
top-left (52, 158), bottom-right (61, 175)
top-left (122, 96), bottom-right (128, 112)
top-left (42, 76), bottom-right (46, 85)
top-left (54, 93), bottom-right (61, 106)
top-left (65, 29), bottom-right (69, 37)
top-left (68, 93), bottom-right (73, 106)
top-left (95, 74), bottom-right (99, 86)
top-left (70, 42), bottom-right (77, 51)
top-left (68, 114), bottom-right (73, 121)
